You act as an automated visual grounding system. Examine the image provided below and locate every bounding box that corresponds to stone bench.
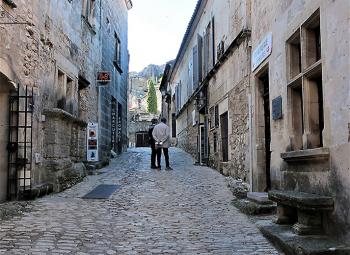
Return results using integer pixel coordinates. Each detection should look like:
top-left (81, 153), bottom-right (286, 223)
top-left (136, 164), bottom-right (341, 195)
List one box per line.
top-left (268, 190), bottom-right (333, 235)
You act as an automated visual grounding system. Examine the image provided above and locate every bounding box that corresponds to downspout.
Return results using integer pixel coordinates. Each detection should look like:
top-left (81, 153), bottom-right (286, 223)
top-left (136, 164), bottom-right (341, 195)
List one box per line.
top-left (248, 93), bottom-right (253, 192)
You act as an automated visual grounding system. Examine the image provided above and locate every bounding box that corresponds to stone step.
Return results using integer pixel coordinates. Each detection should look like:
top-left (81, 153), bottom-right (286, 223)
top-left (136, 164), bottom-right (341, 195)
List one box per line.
top-left (257, 220), bottom-right (350, 255)
top-left (247, 192), bottom-right (273, 205)
top-left (232, 198), bottom-right (276, 215)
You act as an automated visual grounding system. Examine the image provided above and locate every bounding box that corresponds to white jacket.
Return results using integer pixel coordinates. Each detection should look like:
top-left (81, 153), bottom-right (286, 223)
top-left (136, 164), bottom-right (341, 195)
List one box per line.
top-left (152, 122), bottom-right (170, 148)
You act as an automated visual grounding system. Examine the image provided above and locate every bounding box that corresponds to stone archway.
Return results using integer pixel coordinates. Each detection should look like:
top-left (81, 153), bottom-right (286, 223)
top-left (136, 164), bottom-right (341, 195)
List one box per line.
top-left (0, 71), bottom-right (17, 202)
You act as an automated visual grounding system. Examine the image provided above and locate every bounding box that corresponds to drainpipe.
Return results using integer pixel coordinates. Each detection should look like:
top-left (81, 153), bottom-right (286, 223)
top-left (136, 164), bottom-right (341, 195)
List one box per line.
top-left (248, 93), bottom-right (253, 192)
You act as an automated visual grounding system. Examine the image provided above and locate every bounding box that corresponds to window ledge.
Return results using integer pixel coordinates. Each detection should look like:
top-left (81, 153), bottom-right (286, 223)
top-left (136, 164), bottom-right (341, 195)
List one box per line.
top-left (113, 61), bottom-right (123, 74)
top-left (43, 108), bottom-right (87, 127)
top-left (281, 147), bottom-right (329, 162)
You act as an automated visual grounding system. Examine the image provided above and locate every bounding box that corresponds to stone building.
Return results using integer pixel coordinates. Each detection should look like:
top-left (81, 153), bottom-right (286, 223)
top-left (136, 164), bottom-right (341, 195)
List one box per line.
top-left (0, 0), bottom-right (131, 202)
top-left (250, 0), bottom-right (350, 245)
top-left (164, 0), bottom-right (252, 176)
top-left (162, 0), bottom-right (349, 244)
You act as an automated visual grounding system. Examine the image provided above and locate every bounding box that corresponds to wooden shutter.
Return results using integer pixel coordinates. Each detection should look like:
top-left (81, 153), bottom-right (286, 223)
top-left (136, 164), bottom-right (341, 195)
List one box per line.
top-left (211, 16), bottom-right (215, 66)
top-left (215, 105), bottom-right (219, 127)
top-left (197, 34), bottom-right (203, 83)
top-left (188, 59), bottom-right (193, 96)
top-left (204, 24), bottom-right (210, 75)
top-left (193, 45), bottom-right (199, 89)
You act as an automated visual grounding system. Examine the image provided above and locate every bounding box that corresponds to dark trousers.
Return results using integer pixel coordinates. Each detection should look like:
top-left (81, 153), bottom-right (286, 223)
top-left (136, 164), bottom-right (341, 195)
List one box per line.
top-left (151, 144), bottom-right (158, 167)
top-left (157, 148), bottom-right (169, 167)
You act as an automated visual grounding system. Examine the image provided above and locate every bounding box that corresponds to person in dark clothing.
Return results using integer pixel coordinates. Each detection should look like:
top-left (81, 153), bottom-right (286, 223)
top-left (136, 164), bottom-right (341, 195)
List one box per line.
top-left (148, 118), bottom-right (159, 169)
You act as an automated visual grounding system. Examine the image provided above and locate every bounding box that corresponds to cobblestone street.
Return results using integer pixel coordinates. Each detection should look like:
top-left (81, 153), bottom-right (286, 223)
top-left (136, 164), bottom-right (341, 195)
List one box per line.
top-left (0, 148), bottom-right (281, 254)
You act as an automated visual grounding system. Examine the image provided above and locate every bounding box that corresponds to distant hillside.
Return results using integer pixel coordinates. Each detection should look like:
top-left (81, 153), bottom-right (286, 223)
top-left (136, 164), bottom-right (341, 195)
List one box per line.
top-left (130, 64), bottom-right (165, 81)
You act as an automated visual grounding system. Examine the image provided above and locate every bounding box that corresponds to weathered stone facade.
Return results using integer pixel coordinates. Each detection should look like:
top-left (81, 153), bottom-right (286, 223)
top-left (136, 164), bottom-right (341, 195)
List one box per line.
top-left (164, 0), bottom-right (252, 174)
top-left (161, 0), bottom-right (350, 242)
top-left (250, 0), bottom-right (350, 242)
top-left (0, 0), bottom-right (131, 201)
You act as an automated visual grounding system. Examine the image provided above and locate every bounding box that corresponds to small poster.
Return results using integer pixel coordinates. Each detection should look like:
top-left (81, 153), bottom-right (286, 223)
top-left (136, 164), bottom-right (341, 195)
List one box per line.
top-left (87, 122), bottom-right (99, 162)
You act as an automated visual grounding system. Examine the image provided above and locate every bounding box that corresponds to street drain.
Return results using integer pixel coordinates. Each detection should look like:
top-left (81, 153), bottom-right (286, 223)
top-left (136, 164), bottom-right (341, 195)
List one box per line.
top-left (82, 184), bottom-right (120, 199)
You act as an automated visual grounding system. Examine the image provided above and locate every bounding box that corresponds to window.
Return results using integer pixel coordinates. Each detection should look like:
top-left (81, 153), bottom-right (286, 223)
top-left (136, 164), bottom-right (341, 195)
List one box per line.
top-left (213, 132), bottom-right (217, 152)
top-left (82, 0), bottom-right (95, 25)
top-left (209, 107), bottom-right (214, 129)
top-left (287, 29), bottom-right (301, 80)
top-left (114, 33), bottom-right (122, 73)
top-left (203, 17), bottom-right (215, 76)
top-left (192, 34), bottom-right (203, 91)
top-left (288, 9), bottom-right (323, 150)
top-left (188, 59), bottom-right (193, 97)
top-left (214, 105), bottom-right (219, 128)
top-left (56, 69), bottom-right (77, 115)
top-left (302, 10), bottom-right (321, 69)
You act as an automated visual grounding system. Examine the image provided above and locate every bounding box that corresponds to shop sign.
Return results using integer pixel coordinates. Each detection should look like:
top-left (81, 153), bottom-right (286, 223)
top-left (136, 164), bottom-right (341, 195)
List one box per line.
top-left (87, 122), bottom-right (99, 162)
top-left (252, 32), bottom-right (272, 71)
top-left (117, 114), bottom-right (122, 143)
top-left (111, 103), bottom-right (117, 150)
top-left (97, 71), bottom-right (111, 84)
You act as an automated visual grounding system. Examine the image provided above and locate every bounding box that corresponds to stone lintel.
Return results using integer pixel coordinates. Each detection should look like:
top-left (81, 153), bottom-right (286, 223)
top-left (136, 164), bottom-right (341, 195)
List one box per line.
top-left (281, 147), bottom-right (330, 162)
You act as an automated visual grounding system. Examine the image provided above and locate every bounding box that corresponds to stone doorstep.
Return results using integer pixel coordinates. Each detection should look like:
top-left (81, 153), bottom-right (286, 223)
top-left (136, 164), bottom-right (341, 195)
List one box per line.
top-left (232, 198), bottom-right (276, 215)
top-left (257, 220), bottom-right (350, 255)
top-left (247, 192), bottom-right (273, 205)
top-left (23, 183), bottom-right (54, 200)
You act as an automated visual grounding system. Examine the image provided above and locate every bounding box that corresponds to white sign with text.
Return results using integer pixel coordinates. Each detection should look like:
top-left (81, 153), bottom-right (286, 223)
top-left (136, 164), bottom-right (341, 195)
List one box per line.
top-left (252, 32), bottom-right (272, 71)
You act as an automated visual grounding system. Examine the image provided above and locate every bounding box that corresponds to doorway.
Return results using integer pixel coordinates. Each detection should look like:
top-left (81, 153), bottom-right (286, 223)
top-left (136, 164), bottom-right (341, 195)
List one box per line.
top-left (256, 69), bottom-right (271, 191)
top-left (0, 72), bottom-right (19, 201)
top-left (135, 131), bottom-right (149, 147)
top-left (220, 112), bottom-right (228, 162)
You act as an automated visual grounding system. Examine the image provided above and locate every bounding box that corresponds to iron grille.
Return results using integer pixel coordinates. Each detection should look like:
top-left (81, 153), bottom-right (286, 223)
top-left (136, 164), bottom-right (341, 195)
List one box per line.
top-left (7, 86), bottom-right (33, 200)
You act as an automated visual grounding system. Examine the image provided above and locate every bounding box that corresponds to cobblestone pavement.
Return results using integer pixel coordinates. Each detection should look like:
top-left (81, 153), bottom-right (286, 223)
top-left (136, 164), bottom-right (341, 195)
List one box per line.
top-left (0, 148), bottom-right (281, 255)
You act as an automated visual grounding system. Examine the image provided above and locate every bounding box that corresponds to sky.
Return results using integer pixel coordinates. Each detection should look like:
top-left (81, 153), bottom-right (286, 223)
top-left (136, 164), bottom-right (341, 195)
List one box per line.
top-left (128, 0), bottom-right (198, 72)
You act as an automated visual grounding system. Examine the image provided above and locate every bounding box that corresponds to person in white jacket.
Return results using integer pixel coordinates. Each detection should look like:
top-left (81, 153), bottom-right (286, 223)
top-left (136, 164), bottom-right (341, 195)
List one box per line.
top-left (152, 117), bottom-right (172, 170)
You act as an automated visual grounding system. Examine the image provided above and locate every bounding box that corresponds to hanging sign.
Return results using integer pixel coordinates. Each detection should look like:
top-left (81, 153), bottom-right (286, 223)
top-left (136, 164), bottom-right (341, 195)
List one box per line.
top-left (252, 32), bottom-right (272, 71)
top-left (87, 122), bottom-right (99, 162)
top-left (96, 71), bottom-right (111, 84)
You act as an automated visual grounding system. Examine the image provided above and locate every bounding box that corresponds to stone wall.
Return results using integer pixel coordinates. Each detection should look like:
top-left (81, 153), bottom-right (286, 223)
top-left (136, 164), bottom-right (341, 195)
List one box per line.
top-left (0, 0), bottom-right (130, 200)
top-left (41, 109), bottom-right (87, 192)
top-left (251, 0), bottom-right (350, 241)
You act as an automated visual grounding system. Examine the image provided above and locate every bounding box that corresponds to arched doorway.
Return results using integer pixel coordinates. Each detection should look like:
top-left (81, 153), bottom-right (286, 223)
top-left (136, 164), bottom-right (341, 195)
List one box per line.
top-left (0, 72), bottom-right (17, 202)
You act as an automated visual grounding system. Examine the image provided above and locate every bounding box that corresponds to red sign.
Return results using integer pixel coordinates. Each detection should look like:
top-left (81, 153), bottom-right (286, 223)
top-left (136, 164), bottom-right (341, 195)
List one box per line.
top-left (97, 71), bottom-right (111, 83)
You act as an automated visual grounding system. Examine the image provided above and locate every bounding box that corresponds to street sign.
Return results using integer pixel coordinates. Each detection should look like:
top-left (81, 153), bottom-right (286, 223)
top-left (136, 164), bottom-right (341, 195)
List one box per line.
top-left (87, 122), bottom-right (99, 162)
top-left (252, 32), bottom-right (272, 71)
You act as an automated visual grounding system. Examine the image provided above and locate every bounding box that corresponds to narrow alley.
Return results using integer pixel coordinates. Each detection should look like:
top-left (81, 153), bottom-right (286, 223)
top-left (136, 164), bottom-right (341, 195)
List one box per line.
top-left (0, 148), bottom-right (280, 254)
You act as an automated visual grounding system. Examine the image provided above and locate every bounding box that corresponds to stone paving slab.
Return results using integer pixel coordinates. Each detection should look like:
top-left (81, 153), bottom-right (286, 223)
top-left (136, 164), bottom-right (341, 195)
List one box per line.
top-left (0, 148), bottom-right (282, 254)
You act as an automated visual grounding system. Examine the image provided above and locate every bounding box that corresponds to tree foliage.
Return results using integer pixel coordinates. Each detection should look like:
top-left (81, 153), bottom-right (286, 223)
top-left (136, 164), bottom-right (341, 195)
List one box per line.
top-left (146, 79), bottom-right (158, 114)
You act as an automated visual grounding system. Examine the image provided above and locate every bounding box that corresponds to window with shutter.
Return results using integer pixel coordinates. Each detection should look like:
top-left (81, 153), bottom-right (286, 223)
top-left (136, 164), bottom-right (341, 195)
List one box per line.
top-left (209, 107), bottom-right (214, 129)
top-left (214, 105), bottom-right (219, 127)
top-left (204, 23), bottom-right (210, 75)
top-left (188, 59), bottom-right (193, 97)
top-left (193, 45), bottom-right (199, 89)
top-left (211, 17), bottom-right (215, 67)
top-left (197, 34), bottom-right (203, 83)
